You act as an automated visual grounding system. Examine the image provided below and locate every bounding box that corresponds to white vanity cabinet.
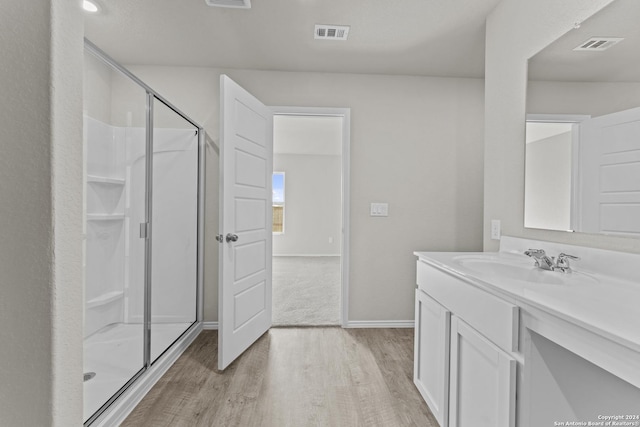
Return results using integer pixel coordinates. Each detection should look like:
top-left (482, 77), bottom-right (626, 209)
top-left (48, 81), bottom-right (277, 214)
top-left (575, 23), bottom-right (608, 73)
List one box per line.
top-left (414, 259), bottom-right (518, 427)
top-left (415, 239), bottom-right (640, 427)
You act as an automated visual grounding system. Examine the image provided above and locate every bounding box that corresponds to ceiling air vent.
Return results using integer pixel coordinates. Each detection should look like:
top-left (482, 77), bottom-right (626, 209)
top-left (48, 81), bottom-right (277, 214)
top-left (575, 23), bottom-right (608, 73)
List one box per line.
top-left (204, 0), bottom-right (251, 9)
top-left (573, 37), bottom-right (623, 51)
top-left (314, 25), bottom-right (350, 41)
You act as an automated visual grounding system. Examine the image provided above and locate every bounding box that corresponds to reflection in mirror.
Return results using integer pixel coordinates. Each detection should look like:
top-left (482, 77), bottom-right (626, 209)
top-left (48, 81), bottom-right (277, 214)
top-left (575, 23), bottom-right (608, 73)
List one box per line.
top-left (525, 0), bottom-right (640, 237)
top-left (525, 119), bottom-right (575, 231)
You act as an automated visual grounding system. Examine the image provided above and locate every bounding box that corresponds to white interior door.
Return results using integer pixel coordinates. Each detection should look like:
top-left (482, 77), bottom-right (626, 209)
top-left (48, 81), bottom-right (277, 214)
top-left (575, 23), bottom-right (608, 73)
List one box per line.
top-left (579, 107), bottom-right (640, 236)
top-left (218, 75), bottom-right (273, 370)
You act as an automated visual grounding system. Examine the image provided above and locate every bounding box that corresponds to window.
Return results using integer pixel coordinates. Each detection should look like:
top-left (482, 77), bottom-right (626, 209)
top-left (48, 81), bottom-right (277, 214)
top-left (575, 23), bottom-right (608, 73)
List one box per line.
top-left (272, 172), bottom-right (285, 233)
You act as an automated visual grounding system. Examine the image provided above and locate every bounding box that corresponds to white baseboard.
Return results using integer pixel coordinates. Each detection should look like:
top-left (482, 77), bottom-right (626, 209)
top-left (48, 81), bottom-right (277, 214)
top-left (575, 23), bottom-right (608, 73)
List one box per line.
top-left (127, 315), bottom-right (195, 323)
top-left (202, 321), bottom-right (219, 330)
top-left (203, 321), bottom-right (412, 329)
top-left (272, 254), bottom-right (340, 257)
top-left (345, 320), bottom-right (414, 328)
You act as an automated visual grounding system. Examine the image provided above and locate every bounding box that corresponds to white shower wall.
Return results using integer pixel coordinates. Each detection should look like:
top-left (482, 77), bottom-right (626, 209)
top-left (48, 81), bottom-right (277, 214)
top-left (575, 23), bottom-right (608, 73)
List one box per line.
top-left (151, 129), bottom-right (198, 324)
top-left (85, 116), bottom-right (128, 338)
top-left (127, 128), bottom-right (199, 325)
top-left (84, 116), bottom-right (197, 338)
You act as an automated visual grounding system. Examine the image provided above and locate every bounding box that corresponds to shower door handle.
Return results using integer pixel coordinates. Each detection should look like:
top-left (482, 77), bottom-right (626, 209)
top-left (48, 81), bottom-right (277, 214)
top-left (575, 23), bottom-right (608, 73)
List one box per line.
top-left (139, 223), bottom-right (149, 239)
top-left (226, 233), bottom-right (239, 243)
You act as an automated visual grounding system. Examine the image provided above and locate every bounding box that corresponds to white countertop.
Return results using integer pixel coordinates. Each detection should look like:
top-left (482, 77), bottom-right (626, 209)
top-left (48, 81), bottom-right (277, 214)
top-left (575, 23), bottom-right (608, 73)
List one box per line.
top-left (414, 249), bottom-right (640, 354)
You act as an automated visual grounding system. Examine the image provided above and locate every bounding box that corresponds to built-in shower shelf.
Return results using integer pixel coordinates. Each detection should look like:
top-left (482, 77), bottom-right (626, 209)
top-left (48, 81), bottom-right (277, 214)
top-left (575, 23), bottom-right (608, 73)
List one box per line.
top-left (87, 175), bottom-right (126, 185)
top-left (86, 290), bottom-right (124, 309)
top-left (87, 213), bottom-right (125, 221)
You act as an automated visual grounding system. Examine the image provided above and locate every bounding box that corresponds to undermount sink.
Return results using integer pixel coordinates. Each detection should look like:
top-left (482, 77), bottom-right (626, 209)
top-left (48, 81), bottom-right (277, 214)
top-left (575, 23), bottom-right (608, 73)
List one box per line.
top-left (452, 255), bottom-right (598, 286)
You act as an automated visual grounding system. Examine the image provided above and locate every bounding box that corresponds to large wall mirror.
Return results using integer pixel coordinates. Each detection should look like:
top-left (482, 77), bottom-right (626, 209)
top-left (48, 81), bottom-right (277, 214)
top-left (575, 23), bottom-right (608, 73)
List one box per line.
top-left (525, 0), bottom-right (640, 237)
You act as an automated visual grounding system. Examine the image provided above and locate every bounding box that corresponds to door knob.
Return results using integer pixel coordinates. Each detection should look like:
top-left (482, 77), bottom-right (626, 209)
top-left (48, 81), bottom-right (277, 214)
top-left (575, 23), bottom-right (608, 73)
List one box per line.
top-left (226, 233), bottom-right (239, 243)
top-left (215, 234), bottom-right (223, 243)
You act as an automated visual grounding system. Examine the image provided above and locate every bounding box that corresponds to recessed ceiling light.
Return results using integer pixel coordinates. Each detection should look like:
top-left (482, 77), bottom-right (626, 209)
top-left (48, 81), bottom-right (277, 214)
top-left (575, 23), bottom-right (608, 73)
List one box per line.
top-left (83, 0), bottom-right (100, 13)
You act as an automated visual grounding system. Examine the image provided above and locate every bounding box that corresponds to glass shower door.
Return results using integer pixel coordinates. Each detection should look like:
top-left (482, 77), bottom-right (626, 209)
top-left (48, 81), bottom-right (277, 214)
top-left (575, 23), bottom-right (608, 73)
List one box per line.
top-left (149, 97), bottom-right (199, 363)
top-left (83, 50), bottom-right (147, 422)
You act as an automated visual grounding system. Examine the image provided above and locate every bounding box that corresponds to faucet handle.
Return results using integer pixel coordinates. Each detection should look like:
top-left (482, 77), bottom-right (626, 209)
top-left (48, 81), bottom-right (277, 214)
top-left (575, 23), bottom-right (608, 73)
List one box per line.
top-left (524, 248), bottom-right (546, 257)
top-left (555, 253), bottom-right (580, 271)
top-left (524, 248), bottom-right (555, 270)
top-left (524, 248), bottom-right (541, 266)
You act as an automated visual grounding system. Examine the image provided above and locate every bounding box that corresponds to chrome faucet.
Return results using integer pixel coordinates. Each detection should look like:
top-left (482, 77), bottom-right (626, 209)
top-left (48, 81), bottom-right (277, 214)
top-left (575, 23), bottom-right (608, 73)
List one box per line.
top-left (524, 249), bottom-right (580, 272)
top-left (524, 249), bottom-right (555, 271)
top-left (554, 253), bottom-right (580, 272)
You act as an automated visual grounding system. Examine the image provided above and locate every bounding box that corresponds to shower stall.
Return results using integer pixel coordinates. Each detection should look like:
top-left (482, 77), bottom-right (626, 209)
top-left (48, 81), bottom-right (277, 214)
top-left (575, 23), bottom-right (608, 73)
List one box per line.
top-left (83, 40), bottom-right (204, 425)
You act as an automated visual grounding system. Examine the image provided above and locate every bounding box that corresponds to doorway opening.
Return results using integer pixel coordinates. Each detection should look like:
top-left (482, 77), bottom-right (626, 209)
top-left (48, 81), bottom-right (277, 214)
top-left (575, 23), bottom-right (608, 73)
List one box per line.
top-left (270, 107), bottom-right (350, 327)
top-left (524, 114), bottom-right (589, 232)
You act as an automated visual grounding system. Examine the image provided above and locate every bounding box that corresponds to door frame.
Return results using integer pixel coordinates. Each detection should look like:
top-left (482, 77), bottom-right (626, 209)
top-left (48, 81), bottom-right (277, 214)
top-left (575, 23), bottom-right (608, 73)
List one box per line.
top-left (270, 106), bottom-right (351, 327)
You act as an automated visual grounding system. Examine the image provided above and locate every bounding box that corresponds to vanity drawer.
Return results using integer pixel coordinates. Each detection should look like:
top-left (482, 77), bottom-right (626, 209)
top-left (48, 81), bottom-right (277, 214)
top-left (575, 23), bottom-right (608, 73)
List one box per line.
top-left (417, 260), bottom-right (519, 352)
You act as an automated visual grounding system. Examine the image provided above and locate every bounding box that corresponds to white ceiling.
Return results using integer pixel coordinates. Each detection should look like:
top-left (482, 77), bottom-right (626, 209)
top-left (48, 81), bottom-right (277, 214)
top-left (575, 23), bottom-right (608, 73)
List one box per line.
top-left (528, 0), bottom-right (640, 82)
top-left (274, 115), bottom-right (342, 156)
top-left (84, 0), bottom-right (502, 78)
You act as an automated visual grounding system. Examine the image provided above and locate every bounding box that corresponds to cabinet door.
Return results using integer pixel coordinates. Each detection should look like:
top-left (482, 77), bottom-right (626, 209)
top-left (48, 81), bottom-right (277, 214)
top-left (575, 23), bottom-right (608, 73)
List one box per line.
top-left (449, 316), bottom-right (516, 427)
top-left (414, 289), bottom-right (451, 427)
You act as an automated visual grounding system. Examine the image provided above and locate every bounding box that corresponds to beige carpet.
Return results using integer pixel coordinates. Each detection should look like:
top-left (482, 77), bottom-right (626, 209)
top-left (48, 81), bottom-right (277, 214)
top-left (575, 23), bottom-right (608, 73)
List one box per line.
top-left (272, 256), bottom-right (341, 326)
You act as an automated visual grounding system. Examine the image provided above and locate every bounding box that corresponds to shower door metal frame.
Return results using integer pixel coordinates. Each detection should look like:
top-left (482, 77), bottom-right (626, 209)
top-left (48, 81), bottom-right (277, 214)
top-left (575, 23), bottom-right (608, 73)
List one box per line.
top-left (143, 92), bottom-right (154, 368)
top-left (83, 39), bottom-right (205, 426)
top-left (146, 94), bottom-right (203, 367)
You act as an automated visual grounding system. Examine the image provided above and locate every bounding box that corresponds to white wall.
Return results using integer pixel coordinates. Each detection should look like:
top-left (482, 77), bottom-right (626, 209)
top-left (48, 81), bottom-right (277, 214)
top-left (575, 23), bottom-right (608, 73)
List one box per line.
top-left (528, 81), bottom-right (640, 117)
top-left (124, 65), bottom-right (485, 322)
top-left (0, 1), bottom-right (83, 425)
top-left (84, 52), bottom-right (113, 123)
top-left (85, 50), bottom-right (149, 129)
top-left (272, 153), bottom-right (342, 256)
top-left (484, 0), bottom-right (640, 254)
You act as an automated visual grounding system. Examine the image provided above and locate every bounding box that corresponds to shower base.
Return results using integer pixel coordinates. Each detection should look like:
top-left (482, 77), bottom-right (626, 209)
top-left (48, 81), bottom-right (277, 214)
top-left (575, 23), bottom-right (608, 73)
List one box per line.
top-left (83, 322), bottom-right (192, 421)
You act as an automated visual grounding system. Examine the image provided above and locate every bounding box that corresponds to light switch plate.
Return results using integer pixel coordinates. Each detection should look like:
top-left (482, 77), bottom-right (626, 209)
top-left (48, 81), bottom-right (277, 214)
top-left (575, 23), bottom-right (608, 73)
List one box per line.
top-left (370, 203), bottom-right (389, 217)
top-left (491, 219), bottom-right (501, 240)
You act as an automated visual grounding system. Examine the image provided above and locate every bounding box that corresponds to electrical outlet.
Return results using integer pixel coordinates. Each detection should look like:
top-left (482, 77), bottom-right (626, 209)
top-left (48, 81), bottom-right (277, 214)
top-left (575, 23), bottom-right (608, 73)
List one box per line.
top-left (491, 219), bottom-right (501, 240)
top-left (370, 203), bottom-right (389, 217)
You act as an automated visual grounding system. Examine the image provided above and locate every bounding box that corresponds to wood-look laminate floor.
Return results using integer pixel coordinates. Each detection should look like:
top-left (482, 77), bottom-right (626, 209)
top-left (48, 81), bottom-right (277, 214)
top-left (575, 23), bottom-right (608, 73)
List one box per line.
top-left (123, 328), bottom-right (438, 427)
